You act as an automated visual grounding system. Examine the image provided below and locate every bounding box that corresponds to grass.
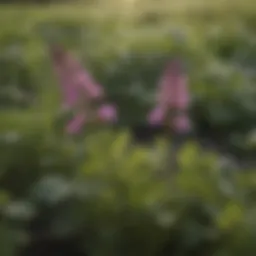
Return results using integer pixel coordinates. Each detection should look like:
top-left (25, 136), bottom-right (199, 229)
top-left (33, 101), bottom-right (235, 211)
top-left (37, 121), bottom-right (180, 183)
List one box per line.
top-left (0, 0), bottom-right (255, 21)
top-left (0, 0), bottom-right (255, 146)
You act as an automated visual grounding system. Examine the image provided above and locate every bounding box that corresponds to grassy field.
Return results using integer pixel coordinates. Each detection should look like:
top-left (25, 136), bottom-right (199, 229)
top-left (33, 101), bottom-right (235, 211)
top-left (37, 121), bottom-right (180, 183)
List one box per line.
top-left (0, 0), bottom-right (255, 143)
top-left (0, 2), bottom-right (255, 255)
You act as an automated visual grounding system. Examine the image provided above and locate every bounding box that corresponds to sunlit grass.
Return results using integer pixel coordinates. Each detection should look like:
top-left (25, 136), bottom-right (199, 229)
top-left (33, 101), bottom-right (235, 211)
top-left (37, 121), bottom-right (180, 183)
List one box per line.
top-left (0, 0), bottom-right (255, 22)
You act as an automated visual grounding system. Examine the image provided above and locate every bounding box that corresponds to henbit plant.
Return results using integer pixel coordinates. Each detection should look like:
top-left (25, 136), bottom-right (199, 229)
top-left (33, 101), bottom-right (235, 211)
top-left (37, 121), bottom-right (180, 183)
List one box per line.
top-left (49, 45), bottom-right (118, 134)
top-left (50, 45), bottom-right (192, 137)
top-left (147, 59), bottom-right (191, 134)
top-left (49, 45), bottom-right (255, 171)
top-left (0, 4), bottom-right (256, 256)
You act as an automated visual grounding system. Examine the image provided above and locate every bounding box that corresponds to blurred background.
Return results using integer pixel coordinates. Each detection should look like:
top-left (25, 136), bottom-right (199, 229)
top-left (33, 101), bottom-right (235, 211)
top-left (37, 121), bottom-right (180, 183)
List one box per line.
top-left (0, 0), bottom-right (256, 256)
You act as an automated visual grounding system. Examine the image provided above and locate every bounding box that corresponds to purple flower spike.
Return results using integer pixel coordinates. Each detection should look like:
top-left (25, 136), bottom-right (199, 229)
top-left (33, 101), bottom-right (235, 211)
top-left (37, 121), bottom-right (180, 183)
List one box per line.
top-left (65, 113), bottom-right (86, 134)
top-left (50, 48), bottom-right (80, 108)
top-left (49, 45), bottom-right (117, 134)
top-left (165, 62), bottom-right (189, 111)
top-left (75, 69), bottom-right (104, 100)
top-left (172, 115), bottom-right (191, 133)
top-left (156, 60), bottom-right (189, 111)
top-left (97, 104), bottom-right (117, 123)
top-left (147, 107), bottom-right (165, 125)
top-left (49, 45), bottom-right (104, 108)
top-left (147, 59), bottom-right (191, 133)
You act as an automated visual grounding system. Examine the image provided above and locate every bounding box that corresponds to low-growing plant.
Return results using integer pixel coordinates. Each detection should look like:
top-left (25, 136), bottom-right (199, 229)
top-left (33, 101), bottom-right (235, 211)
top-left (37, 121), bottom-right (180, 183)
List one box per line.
top-left (0, 128), bottom-right (255, 256)
top-left (0, 2), bottom-right (256, 255)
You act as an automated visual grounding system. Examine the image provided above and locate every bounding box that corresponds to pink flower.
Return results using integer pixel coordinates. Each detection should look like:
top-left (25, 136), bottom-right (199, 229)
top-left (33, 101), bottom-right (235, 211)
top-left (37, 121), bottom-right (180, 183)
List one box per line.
top-left (65, 113), bottom-right (86, 134)
top-left (97, 104), bottom-right (117, 123)
top-left (49, 45), bottom-right (118, 134)
top-left (148, 59), bottom-right (191, 133)
top-left (147, 107), bottom-right (165, 125)
top-left (49, 45), bottom-right (104, 108)
top-left (51, 51), bottom-right (79, 108)
top-left (74, 68), bottom-right (104, 100)
top-left (157, 61), bottom-right (189, 110)
top-left (172, 115), bottom-right (191, 133)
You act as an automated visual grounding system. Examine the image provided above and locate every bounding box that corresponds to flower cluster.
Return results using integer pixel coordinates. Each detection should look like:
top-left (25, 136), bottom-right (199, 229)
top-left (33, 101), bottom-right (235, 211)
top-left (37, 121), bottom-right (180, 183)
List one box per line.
top-left (147, 60), bottom-right (191, 133)
top-left (49, 45), bottom-right (117, 134)
top-left (50, 45), bottom-right (191, 134)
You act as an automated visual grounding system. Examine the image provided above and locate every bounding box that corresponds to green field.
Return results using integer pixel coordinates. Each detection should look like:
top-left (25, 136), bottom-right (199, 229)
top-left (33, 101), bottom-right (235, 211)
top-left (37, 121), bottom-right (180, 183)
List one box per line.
top-left (0, 1), bottom-right (256, 255)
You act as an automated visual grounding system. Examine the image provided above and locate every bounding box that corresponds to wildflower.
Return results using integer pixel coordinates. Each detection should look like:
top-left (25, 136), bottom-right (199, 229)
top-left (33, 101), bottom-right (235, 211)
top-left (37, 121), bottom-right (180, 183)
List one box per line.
top-left (97, 104), bottom-right (118, 123)
top-left (49, 45), bottom-right (117, 134)
top-left (65, 113), bottom-right (87, 134)
top-left (148, 59), bottom-right (191, 133)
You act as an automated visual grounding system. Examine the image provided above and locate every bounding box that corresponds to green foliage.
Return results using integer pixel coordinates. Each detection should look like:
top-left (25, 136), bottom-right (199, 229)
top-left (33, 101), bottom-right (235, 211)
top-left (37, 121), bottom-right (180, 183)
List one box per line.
top-left (0, 1), bottom-right (256, 255)
top-left (0, 125), bottom-right (256, 256)
top-left (0, 2), bottom-right (255, 149)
